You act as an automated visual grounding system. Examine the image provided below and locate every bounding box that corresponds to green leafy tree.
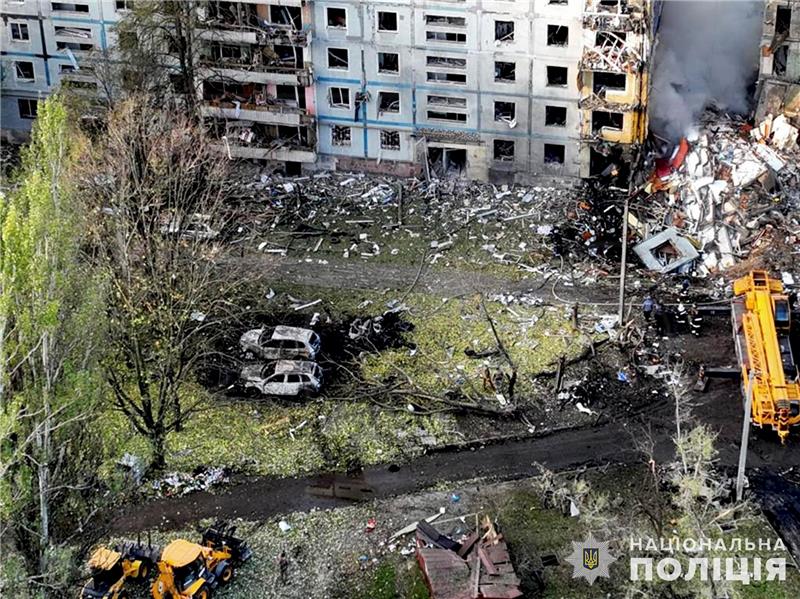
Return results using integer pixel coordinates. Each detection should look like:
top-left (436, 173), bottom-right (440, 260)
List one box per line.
top-left (0, 96), bottom-right (105, 597)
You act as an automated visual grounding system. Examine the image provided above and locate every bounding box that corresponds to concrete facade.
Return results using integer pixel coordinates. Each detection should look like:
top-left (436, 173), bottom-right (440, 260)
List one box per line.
top-left (756, 0), bottom-right (800, 122)
top-left (1, 0), bottom-right (123, 142)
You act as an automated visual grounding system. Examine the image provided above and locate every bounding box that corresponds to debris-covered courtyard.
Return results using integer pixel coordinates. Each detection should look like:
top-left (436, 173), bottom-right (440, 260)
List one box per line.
top-left (4, 1), bottom-right (800, 599)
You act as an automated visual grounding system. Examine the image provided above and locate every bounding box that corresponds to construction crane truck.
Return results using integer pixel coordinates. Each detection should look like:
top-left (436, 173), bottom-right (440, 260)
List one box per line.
top-left (732, 270), bottom-right (800, 443)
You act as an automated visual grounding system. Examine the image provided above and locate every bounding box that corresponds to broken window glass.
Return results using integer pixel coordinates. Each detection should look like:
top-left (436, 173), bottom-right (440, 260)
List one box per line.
top-left (593, 71), bottom-right (626, 94)
top-left (544, 143), bottom-right (565, 165)
top-left (378, 11), bottom-right (398, 31)
top-left (427, 56), bottom-right (466, 69)
top-left (426, 15), bottom-right (466, 27)
top-left (270, 5), bottom-right (301, 29)
top-left (378, 52), bottom-right (399, 73)
top-left (545, 105), bottom-right (567, 127)
top-left (495, 21), bottom-right (515, 42)
top-left (327, 7), bottom-right (347, 28)
top-left (331, 125), bottom-right (351, 146)
top-left (546, 65), bottom-right (568, 86)
top-left (426, 31), bottom-right (466, 43)
top-left (547, 24), bottom-right (569, 46)
top-left (427, 95), bottom-right (467, 108)
top-left (329, 87), bottom-right (351, 108)
top-left (591, 110), bottom-right (624, 132)
top-left (380, 130), bottom-right (400, 150)
top-left (493, 139), bottom-right (515, 161)
top-left (427, 71), bottom-right (467, 84)
top-left (494, 61), bottom-right (516, 82)
top-left (596, 31), bottom-right (626, 46)
top-left (427, 110), bottom-right (467, 122)
top-left (14, 61), bottom-right (34, 80)
top-left (494, 101), bottom-right (516, 124)
top-left (378, 91), bottom-right (400, 113)
top-left (327, 48), bottom-right (349, 69)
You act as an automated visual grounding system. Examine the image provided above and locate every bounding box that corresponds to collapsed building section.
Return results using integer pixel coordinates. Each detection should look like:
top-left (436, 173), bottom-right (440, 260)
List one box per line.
top-left (197, 1), bottom-right (317, 174)
top-left (757, 1), bottom-right (800, 123)
top-left (579, 0), bottom-right (656, 178)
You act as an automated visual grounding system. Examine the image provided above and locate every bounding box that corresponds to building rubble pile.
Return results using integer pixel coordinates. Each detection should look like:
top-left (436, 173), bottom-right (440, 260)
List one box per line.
top-left (636, 111), bottom-right (800, 275)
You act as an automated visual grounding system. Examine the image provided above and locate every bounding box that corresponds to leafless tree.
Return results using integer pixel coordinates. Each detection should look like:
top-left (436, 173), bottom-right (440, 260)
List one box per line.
top-left (83, 96), bottom-right (243, 470)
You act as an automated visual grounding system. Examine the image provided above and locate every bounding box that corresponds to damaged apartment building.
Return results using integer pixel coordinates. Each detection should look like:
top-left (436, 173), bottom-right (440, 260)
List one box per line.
top-left (757, 0), bottom-right (800, 123)
top-left (313, 0), bottom-right (657, 182)
top-left (1, 0), bottom-right (657, 183)
top-left (198, 1), bottom-right (317, 174)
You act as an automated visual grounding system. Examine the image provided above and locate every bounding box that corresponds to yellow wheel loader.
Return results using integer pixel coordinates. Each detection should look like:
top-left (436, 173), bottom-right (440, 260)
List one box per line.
top-left (151, 523), bottom-right (252, 599)
top-left (81, 542), bottom-right (158, 599)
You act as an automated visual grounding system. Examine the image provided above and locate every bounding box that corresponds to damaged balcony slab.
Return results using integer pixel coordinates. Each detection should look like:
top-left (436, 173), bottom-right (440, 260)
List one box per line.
top-left (633, 227), bottom-right (699, 273)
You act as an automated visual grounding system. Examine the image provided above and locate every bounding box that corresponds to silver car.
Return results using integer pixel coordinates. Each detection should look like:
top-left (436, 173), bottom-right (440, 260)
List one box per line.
top-left (241, 360), bottom-right (323, 397)
top-left (239, 325), bottom-right (321, 360)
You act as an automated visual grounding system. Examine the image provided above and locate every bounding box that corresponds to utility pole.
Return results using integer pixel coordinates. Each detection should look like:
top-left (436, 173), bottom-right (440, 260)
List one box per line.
top-left (617, 195), bottom-right (630, 325)
top-left (736, 371), bottom-right (756, 502)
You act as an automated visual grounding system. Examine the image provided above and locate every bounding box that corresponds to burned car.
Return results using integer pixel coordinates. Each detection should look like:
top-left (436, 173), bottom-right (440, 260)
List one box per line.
top-left (240, 360), bottom-right (323, 397)
top-left (239, 325), bottom-right (321, 360)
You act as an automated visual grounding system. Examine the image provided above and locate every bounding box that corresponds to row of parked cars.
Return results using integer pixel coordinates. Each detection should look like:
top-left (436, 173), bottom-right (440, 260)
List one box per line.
top-left (238, 325), bottom-right (323, 397)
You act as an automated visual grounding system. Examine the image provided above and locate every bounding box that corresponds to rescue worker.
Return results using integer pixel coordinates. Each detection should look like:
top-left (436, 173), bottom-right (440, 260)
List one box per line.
top-left (676, 302), bottom-right (688, 332)
top-left (679, 277), bottom-right (691, 298)
top-left (689, 304), bottom-right (703, 337)
top-left (642, 295), bottom-right (655, 321)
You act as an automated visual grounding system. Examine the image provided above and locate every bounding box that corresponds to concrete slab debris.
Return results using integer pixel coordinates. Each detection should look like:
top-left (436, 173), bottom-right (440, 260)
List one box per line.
top-left (633, 227), bottom-right (700, 273)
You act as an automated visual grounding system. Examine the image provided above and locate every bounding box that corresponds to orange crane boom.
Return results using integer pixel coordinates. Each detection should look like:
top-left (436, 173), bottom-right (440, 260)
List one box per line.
top-left (732, 271), bottom-right (800, 443)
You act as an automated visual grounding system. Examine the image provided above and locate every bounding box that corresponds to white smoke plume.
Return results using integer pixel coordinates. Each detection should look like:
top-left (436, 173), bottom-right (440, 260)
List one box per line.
top-left (649, 1), bottom-right (764, 140)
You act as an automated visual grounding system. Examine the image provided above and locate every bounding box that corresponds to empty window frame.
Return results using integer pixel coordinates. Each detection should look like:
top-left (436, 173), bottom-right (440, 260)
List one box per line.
top-left (329, 87), bottom-right (351, 108)
top-left (494, 61), bottom-right (516, 82)
top-left (596, 30), bottom-right (626, 46)
top-left (56, 41), bottom-right (93, 51)
top-left (326, 7), bottom-right (347, 28)
top-left (377, 11), bottom-right (398, 31)
top-left (427, 110), bottom-right (467, 122)
top-left (776, 6), bottom-right (791, 36)
top-left (378, 52), bottom-right (399, 73)
top-left (10, 22), bottom-right (30, 41)
top-left (427, 55), bottom-right (466, 69)
top-left (545, 105), bottom-right (567, 126)
top-left (495, 20), bottom-right (515, 42)
top-left (14, 61), bottom-right (35, 81)
top-left (427, 71), bottom-right (466, 84)
top-left (592, 110), bottom-right (624, 132)
top-left (593, 71), bottom-right (626, 93)
top-left (544, 143), bottom-right (565, 164)
top-left (380, 130), bottom-right (401, 150)
top-left (427, 94), bottom-right (467, 109)
top-left (494, 101), bottom-right (516, 123)
top-left (378, 91), bottom-right (400, 113)
top-left (425, 15), bottom-right (466, 26)
top-left (493, 139), bottom-right (515, 161)
top-left (18, 98), bottom-right (38, 119)
top-left (51, 2), bottom-right (89, 12)
top-left (426, 31), bottom-right (466, 43)
top-left (546, 65), bottom-right (568, 86)
top-left (549, 0), bottom-right (568, 4)
top-left (331, 125), bottom-right (352, 146)
top-left (327, 48), bottom-right (349, 69)
top-left (547, 24), bottom-right (569, 46)
top-left (115, 0), bottom-right (134, 10)
top-left (270, 5), bottom-right (302, 28)
top-left (59, 63), bottom-right (77, 74)
top-left (55, 25), bottom-right (92, 38)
